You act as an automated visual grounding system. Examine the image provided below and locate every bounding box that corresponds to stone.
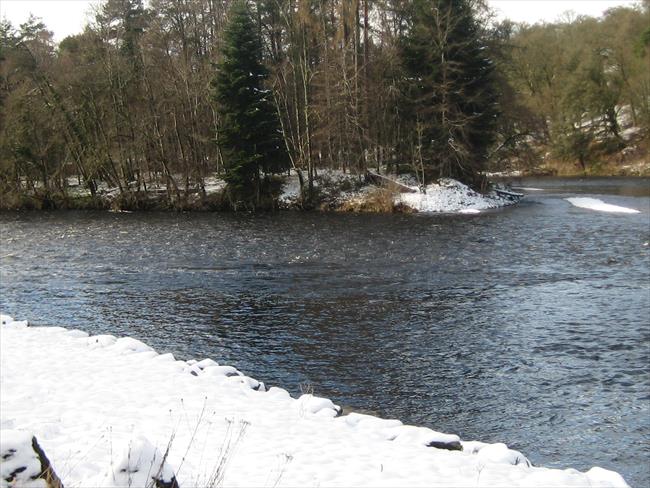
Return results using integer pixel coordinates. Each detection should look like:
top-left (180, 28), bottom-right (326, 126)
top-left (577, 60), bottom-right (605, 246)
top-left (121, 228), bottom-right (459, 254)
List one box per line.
top-left (426, 440), bottom-right (462, 451)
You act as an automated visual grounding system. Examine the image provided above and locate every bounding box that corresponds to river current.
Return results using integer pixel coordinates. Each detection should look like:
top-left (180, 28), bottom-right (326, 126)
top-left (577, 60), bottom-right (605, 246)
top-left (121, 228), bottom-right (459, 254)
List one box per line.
top-left (1, 177), bottom-right (649, 486)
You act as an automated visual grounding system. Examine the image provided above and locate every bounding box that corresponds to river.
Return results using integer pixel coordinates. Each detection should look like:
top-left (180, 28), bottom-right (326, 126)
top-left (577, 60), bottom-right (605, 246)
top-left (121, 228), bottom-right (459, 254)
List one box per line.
top-left (1, 177), bottom-right (649, 486)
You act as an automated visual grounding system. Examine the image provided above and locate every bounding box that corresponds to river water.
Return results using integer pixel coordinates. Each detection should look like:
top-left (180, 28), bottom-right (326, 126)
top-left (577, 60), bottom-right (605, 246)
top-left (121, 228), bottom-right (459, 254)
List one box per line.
top-left (1, 177), bottom-right (649, 486)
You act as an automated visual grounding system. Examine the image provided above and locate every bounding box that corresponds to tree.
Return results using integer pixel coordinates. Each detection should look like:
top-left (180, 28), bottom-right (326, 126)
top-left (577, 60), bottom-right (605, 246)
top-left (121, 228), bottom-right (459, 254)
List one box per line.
top-left (401, 0), bottom-right (499, 188)
top-left (212, 0), bottom-right (289, 208)
top-left (0, 17), bottom-right (71, 199)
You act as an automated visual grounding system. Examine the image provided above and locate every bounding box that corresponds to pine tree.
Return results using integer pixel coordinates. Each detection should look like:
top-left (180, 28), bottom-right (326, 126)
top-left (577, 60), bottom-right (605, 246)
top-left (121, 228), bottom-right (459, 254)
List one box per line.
top-left (212, 0), bottom-right (288, 208)
top-left (401, 0), bottom-right (498, 188)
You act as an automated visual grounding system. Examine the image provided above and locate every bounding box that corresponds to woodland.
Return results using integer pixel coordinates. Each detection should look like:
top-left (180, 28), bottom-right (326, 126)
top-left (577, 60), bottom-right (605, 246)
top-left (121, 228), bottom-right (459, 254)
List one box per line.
top-left (0, 0), bottom-right (648, 210)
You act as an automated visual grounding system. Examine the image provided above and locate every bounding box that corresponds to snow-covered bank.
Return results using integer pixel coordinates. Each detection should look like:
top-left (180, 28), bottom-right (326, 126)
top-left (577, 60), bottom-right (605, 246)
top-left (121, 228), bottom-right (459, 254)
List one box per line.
top-left (6, 166), bottom-right (517, 214)
top-left (566, 197), bottom-right (641, 214)
top-left (0, 315), bottom-right (628, 487)
top-left (396, 178), bottom-right (517, 213)
top-left (277, 170), bottom-right (517, 213)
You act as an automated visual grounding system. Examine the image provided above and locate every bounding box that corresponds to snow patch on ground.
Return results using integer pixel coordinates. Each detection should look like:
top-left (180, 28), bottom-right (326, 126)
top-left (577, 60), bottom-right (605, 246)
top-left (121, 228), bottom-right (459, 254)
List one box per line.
top-left (0, 315), bottom-right (629, 487)
top-left (566, 197), bottom-right (640, 214)
top-left (278, 173), bottom-right (302, 206)
top-left (397, 178), bottom-right (515, 213)
top-left (203, 175), bottom-right (227, 194)
top-left (110, 436), bottom-right (178, 488)
top-left (278, 169), bottom-right (365, 208)
top-left (485, 170), bottom-right (523, 178)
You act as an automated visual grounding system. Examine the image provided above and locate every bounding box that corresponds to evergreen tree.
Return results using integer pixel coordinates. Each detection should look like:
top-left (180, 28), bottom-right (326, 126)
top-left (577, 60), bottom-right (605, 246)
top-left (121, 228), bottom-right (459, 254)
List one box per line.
top-left (212, 0), bottom-right (288, 208)
top-left (401, 0), bottom-right (498, 188)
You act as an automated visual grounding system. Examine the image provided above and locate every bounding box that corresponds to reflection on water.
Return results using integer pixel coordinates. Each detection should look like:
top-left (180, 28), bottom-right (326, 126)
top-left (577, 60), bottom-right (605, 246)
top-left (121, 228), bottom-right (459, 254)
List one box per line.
top-left (508, 176), bottom-right (650, 197)
top-left (1, 177), bottom-right (649, 487)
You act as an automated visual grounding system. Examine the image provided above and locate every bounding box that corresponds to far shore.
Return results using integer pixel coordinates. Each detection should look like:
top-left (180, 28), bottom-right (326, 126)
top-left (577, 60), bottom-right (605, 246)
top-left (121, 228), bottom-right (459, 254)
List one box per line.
top-left (0, 171), bottom-right (520, 213)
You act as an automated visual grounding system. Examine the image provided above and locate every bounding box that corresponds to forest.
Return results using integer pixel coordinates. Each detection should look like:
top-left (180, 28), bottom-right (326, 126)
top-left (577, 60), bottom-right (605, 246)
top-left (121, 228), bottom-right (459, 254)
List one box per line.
top-left (0, 0), bottom-right (648, 210)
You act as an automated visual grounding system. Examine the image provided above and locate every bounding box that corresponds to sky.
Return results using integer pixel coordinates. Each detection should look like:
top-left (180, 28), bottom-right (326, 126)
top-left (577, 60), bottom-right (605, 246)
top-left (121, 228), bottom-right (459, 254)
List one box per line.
top-left (0, 0), bottom-right (643, 42)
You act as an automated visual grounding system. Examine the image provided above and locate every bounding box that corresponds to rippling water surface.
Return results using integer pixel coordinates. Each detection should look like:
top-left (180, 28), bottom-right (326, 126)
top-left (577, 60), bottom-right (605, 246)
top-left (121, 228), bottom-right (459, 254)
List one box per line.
top-left (1, 177), bottom-right (649, 486)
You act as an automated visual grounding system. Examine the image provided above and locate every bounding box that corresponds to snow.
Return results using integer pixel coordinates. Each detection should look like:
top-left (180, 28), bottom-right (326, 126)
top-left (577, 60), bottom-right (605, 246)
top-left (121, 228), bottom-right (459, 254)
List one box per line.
top-left (397, 179), bottom-right (515, 213)
top-left (473, 443), bottom-right (530, 467)
top-left (620, 126), bottom-right (642, 141)
top-left (111, 436), bottom-right (177, 487)
top-left (0, 315), bottom-right (629, 487)
top-left (565, 197), bottom-right (640, 214)
top-left (278, 173), bottom-right (302, 206)
top-left (54, 169), bottom-right (518, 214)
top-left (202, 176), bottom-right (227, 195)
top-left (278, 169), bottom-right (361, 208)
top-left (484, 170), bottom-right (523, 178)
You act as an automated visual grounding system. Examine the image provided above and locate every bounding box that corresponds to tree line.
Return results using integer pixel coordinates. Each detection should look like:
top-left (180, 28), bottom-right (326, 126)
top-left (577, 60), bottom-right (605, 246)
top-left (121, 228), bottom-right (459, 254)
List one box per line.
top-left (493, 2), bottom-right (650, 173)
top-left (0, 0), bottom-right (648, 210)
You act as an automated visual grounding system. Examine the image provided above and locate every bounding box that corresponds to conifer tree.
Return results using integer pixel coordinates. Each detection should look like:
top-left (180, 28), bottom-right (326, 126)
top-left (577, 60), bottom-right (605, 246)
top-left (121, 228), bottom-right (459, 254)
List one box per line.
top-left (401, 0), bottom-right (498, 188)
top-left (212, 0), bottom-right (288, 208)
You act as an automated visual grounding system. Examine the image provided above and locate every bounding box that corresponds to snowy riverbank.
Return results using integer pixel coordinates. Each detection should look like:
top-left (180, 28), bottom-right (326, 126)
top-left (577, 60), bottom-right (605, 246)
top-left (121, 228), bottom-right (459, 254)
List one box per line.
top-left (279, 171), bottom-right (517, 213)
top-left (3, 169), bottom-right (517, 214)
top-left (0, 315), bottom-right (628, 487)
top-left (395, 178), bottom-right (517, 213)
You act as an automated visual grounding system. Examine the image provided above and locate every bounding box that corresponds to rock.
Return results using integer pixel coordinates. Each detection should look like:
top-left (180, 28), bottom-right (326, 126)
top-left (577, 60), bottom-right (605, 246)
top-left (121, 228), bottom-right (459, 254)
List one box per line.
top-left (0, 314), bottom-right (14, 326)
top-left (426, 440), bottom-right (462, 451)
top-left (475, 442), bottom-right (531, 467)
top-left (386, 425), bottom-right (461, 449)
top-left (199, 365), bottom-right (241, 378)
top-left (228, 376), bottom-right (265, 391)
top-left (460, 440), bottom-right (488, 454)
top-left (86, 335), bottom-right (117, 349)
top-left (295, 394), bottom-right (342, 417)
top-left (0, 430), bottom-right (63, 488)
top-left (194, 359), bottom-right (218, 369)
top-left (0, 315), bottom-right (28, 328)
top-left (113, 337), bottom-right (154, 355)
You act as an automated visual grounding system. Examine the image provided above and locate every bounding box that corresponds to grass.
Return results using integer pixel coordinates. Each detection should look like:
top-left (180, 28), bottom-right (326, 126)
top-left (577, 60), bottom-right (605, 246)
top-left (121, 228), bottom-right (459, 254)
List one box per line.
top-left (337, 186), bottom-right (399, 213)
top-left (203, 419), bottom-right (250, 487)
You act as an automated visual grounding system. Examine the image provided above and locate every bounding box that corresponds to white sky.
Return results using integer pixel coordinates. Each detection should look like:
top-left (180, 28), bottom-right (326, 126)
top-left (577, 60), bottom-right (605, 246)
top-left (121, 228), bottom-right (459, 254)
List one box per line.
top-left (0, 0), bottom-right (643, 42)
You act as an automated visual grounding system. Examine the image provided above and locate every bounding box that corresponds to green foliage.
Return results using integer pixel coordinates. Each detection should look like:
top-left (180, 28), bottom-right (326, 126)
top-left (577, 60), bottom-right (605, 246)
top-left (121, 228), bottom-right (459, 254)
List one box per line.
top-left (640, 27), bottom-right (650, 49)
top-left (212, 0), bottom-right (288, 208)
top-left (96, 0), bottom-right (149, 63)
top-left (401, 0), bottom-right (498, 187)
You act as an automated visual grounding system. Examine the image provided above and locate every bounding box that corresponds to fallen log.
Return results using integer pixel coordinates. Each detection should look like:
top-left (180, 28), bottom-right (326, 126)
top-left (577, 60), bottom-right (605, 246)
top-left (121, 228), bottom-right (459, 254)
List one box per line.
top-left (365, 171), bottom-right (417, 193)
top-left (495, 188), bottom-right (524, 201)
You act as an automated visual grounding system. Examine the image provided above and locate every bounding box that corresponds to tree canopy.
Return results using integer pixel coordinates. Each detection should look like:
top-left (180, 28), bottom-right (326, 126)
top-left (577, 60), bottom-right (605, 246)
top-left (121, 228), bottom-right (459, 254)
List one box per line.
top-left (212, 0), bottom-right (288, 208)
top-left (0, 0), bottom-right (648, 209)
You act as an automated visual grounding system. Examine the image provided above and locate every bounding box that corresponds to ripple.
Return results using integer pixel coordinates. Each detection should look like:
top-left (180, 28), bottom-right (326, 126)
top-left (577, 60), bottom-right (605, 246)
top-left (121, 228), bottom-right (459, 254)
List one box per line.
top-left (1, 182), bottom-right (649, 487)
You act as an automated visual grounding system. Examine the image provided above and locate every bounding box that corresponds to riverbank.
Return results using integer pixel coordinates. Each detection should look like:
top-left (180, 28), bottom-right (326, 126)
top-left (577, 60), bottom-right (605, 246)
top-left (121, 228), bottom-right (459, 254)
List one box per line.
top-left (0, 171), bottom-right (517, 214)
top-left (491, 133), bottom-right (649, 179)
top-left (0, 315), bottom-right (629, 487)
